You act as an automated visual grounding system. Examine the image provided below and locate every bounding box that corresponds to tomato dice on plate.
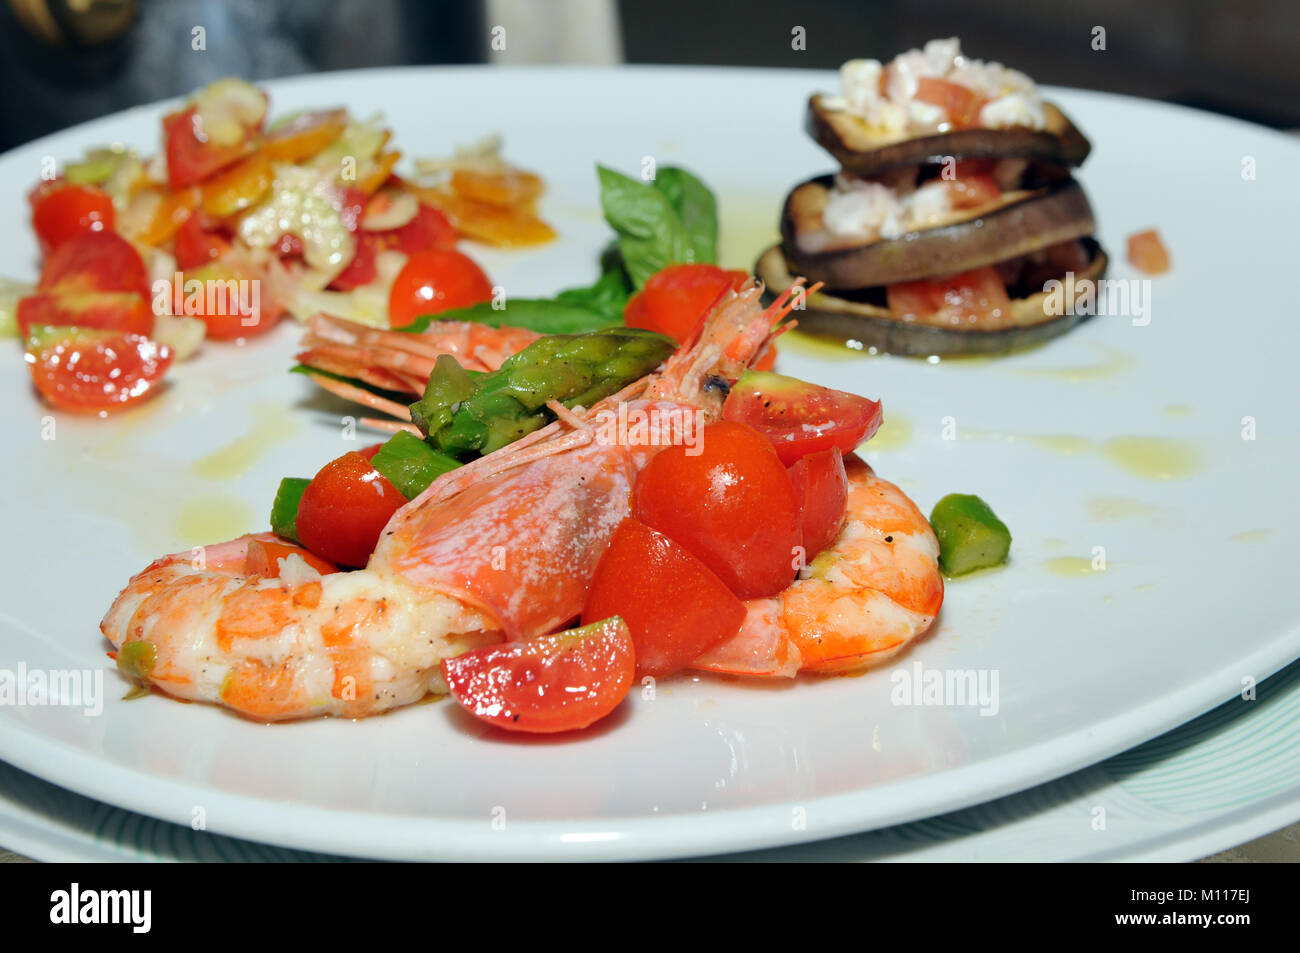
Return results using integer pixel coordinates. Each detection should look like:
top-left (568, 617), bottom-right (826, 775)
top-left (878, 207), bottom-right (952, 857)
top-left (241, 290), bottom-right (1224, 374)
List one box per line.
top-left (387, 248), bottom-right (493, 328)
top-left (583, 518), bottom-right (746, 679)
top-left (441, 616), bottom-right (635, 733)
top-left (623, 263), bottom-right (748, 343)
top-left (789, 448), bottom-right (849, 560)
top-left (1127, 228), bottom-right (1171, 275)
top-left (294, 451), bottom-right (407, 568)
top-left (29, 182), bottom-right (115, 256)
top-left (25, 327), bottom-right (172, 413)
top-left (721, 371), bottom-right (883, 466)
top-left (633, 421), bottom-right (801, 600)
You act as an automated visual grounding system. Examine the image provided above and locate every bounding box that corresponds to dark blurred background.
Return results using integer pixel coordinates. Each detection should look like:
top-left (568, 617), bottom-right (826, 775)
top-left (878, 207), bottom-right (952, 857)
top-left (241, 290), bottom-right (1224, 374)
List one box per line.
top-left (2, 0), bottom-right (1297, 150)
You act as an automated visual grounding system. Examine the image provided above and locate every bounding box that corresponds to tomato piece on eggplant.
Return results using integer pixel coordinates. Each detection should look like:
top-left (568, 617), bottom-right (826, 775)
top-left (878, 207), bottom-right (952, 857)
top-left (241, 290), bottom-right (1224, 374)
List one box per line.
top-left (441, 617), bottom-right (635, 733)
top-left (633, 421), bottom-right (802, 600)
top-left (721, 371), bottom-right (882, 466)
top-left (583, 517), bottom-right (746, 679)
top-left (886, 266), bottom-right (1012, 328)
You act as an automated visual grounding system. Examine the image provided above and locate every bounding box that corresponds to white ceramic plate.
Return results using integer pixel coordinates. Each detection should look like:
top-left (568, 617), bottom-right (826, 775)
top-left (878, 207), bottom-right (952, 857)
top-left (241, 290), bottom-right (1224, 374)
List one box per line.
top-left (4, 657), bottom-right (1298, 862)
top-left (1, 67), bottom-right (1297, 861)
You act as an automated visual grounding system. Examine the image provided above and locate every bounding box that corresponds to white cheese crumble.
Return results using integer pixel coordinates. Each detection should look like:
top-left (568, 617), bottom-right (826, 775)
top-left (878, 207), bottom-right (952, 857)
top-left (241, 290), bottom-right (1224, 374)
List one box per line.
top-left (822, 37), bottom-right (1046, 133)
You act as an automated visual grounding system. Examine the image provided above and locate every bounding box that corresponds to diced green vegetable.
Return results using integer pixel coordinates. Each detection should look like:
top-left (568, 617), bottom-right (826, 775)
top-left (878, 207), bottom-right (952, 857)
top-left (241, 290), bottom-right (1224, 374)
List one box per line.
top-left (411, 327), bottom-right (675, 457)
top-left (116, 640), bottom-right (156, 683)
top-left (270, 477), bottom-right (312, 543)
top-left (929, 494), bottom-right (1012, 576)
top-left (370, 430), bottom-right (460, 499)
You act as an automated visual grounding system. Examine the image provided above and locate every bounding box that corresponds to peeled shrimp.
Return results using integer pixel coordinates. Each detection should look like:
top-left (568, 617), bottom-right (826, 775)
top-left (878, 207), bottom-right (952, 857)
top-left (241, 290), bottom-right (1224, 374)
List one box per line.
top-left (694, 456), bottom-right (943, 676)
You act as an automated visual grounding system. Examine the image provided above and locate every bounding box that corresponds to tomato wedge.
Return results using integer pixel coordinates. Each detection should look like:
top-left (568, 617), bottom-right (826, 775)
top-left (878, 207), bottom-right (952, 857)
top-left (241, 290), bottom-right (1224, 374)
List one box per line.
top-left (16, 292), bottom-right (153, 338)
top-left (174, 212), bottom-right (232, 270)
top-left (789, 448), bottom-right (849, 560)
top-left (163, 106), bottom-right (251, 188)
top-left (583, 518), bottom-right (746, 679)
top-left (721, 371), bottom-right (883, 466)
top-left (25, 327), bottom-right (172, 413)
top-left (29, 182), bottom-right (115, 256)
top-left (441, 617), bottom-right (635, 733)
top-left (633, 421), bottom-right (801, 600)
top-left (38, 231), bottom-right (150, 299)
top-left (294, 451), bottom-right (406, 568)
top-left (623, 263), bottom-right (748, 344)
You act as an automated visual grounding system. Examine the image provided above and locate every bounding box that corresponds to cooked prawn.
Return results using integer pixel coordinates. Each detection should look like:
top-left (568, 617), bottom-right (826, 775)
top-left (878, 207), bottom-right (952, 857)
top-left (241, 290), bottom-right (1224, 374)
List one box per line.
top-left (295, 312), bottom-right (541, 429)
top-left (100, 279), bottom-right (801, 720)
top-left (694, 456), bottom-right (943, 676)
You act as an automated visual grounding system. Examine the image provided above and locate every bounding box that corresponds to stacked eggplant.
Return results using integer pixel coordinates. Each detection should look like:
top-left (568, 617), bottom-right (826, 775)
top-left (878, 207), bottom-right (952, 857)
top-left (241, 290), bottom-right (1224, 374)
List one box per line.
top-left (758, 41), bottom-right (1106, 355)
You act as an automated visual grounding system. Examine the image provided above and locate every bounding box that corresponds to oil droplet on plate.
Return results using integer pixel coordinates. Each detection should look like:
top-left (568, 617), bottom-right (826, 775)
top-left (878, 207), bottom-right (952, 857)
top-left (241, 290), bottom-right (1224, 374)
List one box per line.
top-left (1099, 436), bottom-right (1202, 480)
top-left (862, 412), bottom-right (912, 452)
top-left (1043, 556), bottom-right (1105, 577)
top-left (1232, 529), bottom-right (1270, 543)
top-left (191, 403), bottom-right (299, 481)
top-left (1086, 496), bottom-right (1158, 521)
top-left (1014, 346), bottom-right (1135, 383)
top-left (1026, 434), bottom-right (1093, 455)
top-left (175, 495), bottom-right (255, 546)
top-left (1164, 404), bottom-right (1193, 417)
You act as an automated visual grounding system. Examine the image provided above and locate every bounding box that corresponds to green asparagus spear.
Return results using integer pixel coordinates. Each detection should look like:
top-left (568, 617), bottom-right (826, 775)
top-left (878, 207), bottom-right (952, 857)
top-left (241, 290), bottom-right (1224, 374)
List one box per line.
top-left (410, 327), bottom-right (675, 458)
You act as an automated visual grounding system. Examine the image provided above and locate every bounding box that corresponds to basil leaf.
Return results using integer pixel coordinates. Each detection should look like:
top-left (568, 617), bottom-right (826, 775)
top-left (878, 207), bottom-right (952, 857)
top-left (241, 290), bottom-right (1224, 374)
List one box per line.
top-left (653, 166), bottom-right (718, 266)
top-left (597, 165), bottom-right (694, 288)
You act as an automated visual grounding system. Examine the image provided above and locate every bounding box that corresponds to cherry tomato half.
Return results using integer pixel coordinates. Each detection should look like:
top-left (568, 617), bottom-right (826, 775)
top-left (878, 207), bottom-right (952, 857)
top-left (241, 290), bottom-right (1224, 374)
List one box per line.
top-left (174, 212), bottom-right (232, 270)
top-left (29, 182), bottom-right (115, 256)
top-left (162, 106), bottom-right (250, 188)
top-left (789, 448), bottom-right (849, 560)
top-left (16, 292), bottom-right (153, 338)
top-left (295, 451), bottom-right (406, 568)
top-left (623, 263), bottom-right (748, 344)
top-left (25, 329), bottom-right (172, 413)
top-left (441, 616), bottom-right (635, 733)
top-left (387, 248), bottom-right (493, 328)
top-left (180, 263), bottom-right (282, 341)
top-left (38, 231), bottom-right (150, 299)
top-left (721, 371), bottom-right (883, 466)
top-left (633, 421), bottom-right (801, 600)
top-left (583, 517), bottom-right (746, 679)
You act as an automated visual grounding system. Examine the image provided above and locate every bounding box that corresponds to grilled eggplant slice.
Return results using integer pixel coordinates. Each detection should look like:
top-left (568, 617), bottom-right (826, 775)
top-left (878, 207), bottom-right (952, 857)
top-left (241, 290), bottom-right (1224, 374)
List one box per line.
top-left (806, 94), bottom-right (1091, 177)
top-left (756, 238), bottom-right (1108, 356)
top-left (782, 176), bottom-right (1096, 289)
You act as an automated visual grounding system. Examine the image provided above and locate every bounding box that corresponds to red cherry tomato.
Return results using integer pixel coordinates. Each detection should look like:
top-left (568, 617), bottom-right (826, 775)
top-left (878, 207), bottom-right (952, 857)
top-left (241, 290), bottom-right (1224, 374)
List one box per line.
top-left (16, 292), bottom-right (153, 338)
top-left (387, 248), bottom-right (493, 328)
top-left (179, 264), bottom-right (281, 341)
top-left (29, 182), bottom-right (115, 256)
top-left (25, 330), bottom-right (172, 413)
top-left (245, 537), bottom-right (339, 578)
top-left (623, 263), bottom-right (748, 343)
top-left (789, 448), bottom-right (849, 560)
top-left (38, 231), bottom-right (150, 299)
top-left (162, 106), bottom-right (250, 188)
top-left (174, 212), bottom-right (232, 269)
top-left (721, 371), bottom-right (883, 466)
top-left (295, 451), bottom-right (406, 568)
top-left (328, 232), bottom-right (379, 290)
top-left (633, 421), bottom-right (801, 600)
top-left (583, 518), bottom-right (746, 679)
top-left (441, 616), bottom-right (635, 733)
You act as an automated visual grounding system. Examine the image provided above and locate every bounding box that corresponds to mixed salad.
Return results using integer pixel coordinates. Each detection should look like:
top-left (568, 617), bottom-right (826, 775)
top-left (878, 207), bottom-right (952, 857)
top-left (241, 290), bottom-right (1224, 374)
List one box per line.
top-left (6, 76), bottom-right (552, 413)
